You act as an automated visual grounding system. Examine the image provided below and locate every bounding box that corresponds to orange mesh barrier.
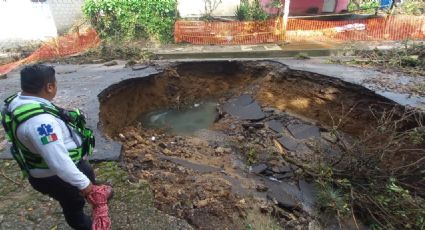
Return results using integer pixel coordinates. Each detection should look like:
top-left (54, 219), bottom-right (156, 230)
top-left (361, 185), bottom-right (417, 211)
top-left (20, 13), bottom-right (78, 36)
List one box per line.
top-left (0, 29), bottom-right (100, 76)
top-left (175, 15), bottom-right (425, 45)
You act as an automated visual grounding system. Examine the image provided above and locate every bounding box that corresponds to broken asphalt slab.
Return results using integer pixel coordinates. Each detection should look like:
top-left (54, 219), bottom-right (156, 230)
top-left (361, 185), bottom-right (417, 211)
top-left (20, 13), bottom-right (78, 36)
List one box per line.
top-left (222, 95), bottom-right (266, 121)
top-left (251, 163), bottom-right (268, 174)
top-left (266, 120), bottom-right (285, 133)
top-left (298, 180), bottom-right (317, 215)
top-left (0, 61), bottom-right (160, 161)
top-left (277, 134), bottom-right (299, 152)
top-left (265, 180), bottom-right (300, 210)
top-left (287, 123), bottom-right (321, 140)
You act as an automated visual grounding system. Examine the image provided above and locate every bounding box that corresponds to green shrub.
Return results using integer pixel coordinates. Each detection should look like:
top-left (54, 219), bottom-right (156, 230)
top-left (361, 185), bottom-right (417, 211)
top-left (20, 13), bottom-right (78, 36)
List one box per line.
top-left (235, 0), bottom-right (251, 21)
top-left (251, 0), bottom-right (269, 20)
top-left (348, 0), bottom-right (379, 13)
top-left (234, 0), bottom-right (268, 21)
top-left (397, 0), bottom-right (425, 15)
top-left (83, 0), bottom-right (177, 43)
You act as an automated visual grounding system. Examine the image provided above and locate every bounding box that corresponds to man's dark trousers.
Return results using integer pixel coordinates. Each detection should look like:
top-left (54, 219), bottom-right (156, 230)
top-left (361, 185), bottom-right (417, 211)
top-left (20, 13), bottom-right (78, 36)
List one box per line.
top-left (28, 160), bottom-right (95, 230)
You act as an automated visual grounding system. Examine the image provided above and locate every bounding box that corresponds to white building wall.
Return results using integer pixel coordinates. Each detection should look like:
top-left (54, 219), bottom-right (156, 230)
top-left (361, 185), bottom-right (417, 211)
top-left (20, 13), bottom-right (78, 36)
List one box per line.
top-left (178, 0), bottom-right (240, 17)
top-left (0, 0), bottom-right (84, 49)
top-left (49, 0), bottom-right (85, 33)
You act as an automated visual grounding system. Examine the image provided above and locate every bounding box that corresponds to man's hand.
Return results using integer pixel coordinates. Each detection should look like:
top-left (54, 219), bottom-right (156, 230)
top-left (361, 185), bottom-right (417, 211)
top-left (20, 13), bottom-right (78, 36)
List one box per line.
top-left (80, 183), bottom-right (93, 197)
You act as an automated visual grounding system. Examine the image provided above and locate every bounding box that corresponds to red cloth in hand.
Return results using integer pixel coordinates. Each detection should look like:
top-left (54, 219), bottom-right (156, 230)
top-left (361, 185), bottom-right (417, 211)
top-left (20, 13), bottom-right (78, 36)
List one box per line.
top-left (86, 184), bottom-right (113, 230)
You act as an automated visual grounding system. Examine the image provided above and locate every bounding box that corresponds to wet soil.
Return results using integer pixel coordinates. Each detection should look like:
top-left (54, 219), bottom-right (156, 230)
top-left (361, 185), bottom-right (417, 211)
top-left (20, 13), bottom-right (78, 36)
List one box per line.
top-left (99, 61), bottom-right (402, 229)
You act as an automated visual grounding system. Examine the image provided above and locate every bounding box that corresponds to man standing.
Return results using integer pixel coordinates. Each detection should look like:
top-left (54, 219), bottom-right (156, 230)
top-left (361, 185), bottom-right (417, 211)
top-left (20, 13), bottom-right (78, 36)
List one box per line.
top-left (1, 64), bottom-right (112, 230)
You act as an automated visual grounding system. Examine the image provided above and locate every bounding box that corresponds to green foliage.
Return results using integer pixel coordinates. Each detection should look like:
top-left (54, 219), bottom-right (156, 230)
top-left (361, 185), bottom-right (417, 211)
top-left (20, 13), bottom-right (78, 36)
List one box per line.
top-left (314, 165), bottom-right (425, 229)
top-left (360, 0), bottom-right (380, 10)
top-left (271, 0), bottom-right (283, 9)
top-left (315, 180), bottom-right (351, 216)
top-left (251, 0), bottom-right (269, 20)
top-left (409, 127), bottom-right (425, 145)
top-left (247, 147), bottom-right (258, 165)
top-left (348, 2), bottom-right (359, 11)
top-left (396, 0), bottom-right (425, 15)
top-left (235, 0), bottom-right (251, 21)
top-left (83, 0), bottom-right (177, 43)
top-left (348, 0), bottom-right (379, 13)
top-left (95, 161), bottom-right (128, 184)
top-left (373, 178), bottom-right (425, 229)
top-left (235, 0), bottom-right (269, 21)
top-left (314, 165), bottom-right (351, 216)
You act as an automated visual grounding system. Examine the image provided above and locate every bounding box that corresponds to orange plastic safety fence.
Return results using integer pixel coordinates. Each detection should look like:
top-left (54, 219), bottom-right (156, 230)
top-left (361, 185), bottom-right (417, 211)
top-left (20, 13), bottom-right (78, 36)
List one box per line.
top-left (0, 29), bottom-right (100, 76)
top-left (175, 15), bottom-right (425, 45)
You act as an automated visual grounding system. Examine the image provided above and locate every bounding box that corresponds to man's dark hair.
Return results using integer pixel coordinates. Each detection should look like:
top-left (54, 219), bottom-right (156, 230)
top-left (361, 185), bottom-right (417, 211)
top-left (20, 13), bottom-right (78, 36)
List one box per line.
top-left (20, 64), bottom-right (56, 94)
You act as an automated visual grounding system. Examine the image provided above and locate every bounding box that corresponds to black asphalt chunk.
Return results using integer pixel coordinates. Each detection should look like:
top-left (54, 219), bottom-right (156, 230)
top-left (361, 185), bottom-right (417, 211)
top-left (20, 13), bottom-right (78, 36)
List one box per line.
top-left (233, 94), bottom-right (254, 106)
top-left (287, 123), bottom-right (321, 140)
top-left (277, 134), bottom-right (299, 151)
top-left (295, 143), bottom-right (313, 156)
top-left (251, 163), bottom-right (268, 174)
top-left (266, 181), bottom-right (299, 210)
top-left (266, 120), bottom-right (284, 133)
top-left (298, 179), bottom-right (316, 214)
top-left (299, 180), bottom-right (316, 206)
top-left (273, 171), bottom-right (295, 180)
top-left (223, 95), bottom-right (265, 121)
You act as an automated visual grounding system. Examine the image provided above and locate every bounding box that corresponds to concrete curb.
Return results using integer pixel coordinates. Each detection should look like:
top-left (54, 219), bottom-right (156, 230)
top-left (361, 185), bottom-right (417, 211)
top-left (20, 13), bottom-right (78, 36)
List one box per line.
top-left (156, 49), bottom-right (343, 59)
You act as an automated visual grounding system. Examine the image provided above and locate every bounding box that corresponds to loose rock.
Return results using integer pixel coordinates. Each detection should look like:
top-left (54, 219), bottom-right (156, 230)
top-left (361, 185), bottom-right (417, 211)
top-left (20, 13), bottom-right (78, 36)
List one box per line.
top-left (251, 163), bottom-right (268, 174)
top-left (256, 184), bottom-right (269, 192)
top-left (162, 148), bottom-right (172, 155)
top-left (158, 142), bottom-right (167, 149)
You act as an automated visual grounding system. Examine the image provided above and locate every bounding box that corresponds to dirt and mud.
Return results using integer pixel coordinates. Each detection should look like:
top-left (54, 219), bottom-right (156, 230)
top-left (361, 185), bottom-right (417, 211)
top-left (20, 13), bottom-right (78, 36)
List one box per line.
top-left (99, 61), bottom-right (402, 229)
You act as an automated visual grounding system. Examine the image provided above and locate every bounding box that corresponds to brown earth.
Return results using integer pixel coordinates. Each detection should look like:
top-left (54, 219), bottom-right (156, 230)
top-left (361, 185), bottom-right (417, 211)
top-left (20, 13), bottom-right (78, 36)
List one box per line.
top-left (119, 122), bottom-right (312, 229)
top-left (100, 61), bottom-right (397, 137)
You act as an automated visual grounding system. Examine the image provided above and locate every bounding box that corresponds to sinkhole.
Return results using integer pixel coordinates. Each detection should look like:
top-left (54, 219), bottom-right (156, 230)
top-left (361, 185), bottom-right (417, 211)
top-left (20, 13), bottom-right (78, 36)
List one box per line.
top-left (97, 61), bottom-right (407, 229)
top-left (99, 60), bottom-right (397, 138)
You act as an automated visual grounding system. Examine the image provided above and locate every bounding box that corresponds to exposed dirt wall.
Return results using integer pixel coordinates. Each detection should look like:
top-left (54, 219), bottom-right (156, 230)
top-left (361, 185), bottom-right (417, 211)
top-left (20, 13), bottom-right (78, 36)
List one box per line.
top-left (99, 61), bottom-right (398, 137)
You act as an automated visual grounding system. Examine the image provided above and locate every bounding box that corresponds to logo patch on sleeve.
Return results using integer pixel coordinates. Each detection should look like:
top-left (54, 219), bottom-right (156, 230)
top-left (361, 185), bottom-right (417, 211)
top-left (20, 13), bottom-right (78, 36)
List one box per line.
top-left (37, 124), bottom-right (58, 145)
top-left (41, 133), bottom-right (58, 145)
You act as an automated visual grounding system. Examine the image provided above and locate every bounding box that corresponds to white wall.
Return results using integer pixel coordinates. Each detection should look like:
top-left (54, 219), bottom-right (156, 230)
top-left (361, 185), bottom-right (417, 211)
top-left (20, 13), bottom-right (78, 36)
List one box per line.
top-left (0, 0), bottom-right (84, 49)
top-left (0, 0), bottom-right (57, 48)
top-left (49, 0), bottom-right (85, 33)
top-left (178, 0), bottom-right (240, 17)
